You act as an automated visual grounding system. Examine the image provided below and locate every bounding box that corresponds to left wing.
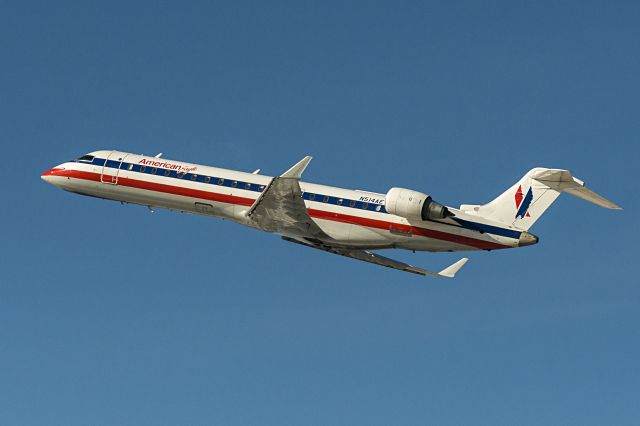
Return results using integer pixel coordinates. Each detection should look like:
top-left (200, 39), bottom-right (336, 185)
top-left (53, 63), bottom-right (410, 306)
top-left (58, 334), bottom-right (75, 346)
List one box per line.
top-left (250, 156), bottom-right (468, 277)
top-left (283, 236), bottom-right (468, 278)
top-left (246, 156), bottom-right (329, 239)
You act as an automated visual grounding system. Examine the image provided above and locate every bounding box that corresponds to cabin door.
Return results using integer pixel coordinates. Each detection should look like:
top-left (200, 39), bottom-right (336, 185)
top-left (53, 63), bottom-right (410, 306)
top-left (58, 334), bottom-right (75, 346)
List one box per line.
top-left (100, 151), bottom-right (126, 184)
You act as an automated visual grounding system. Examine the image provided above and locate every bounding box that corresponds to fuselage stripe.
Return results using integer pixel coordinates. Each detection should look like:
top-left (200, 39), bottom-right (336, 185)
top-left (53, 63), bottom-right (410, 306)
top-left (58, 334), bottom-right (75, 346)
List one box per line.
top-left (49, 167), bottom-right (510, 250)
top-left (307, 209), bottom-right (507, 250)
top-left (74, 157), bottom-right (520, 239)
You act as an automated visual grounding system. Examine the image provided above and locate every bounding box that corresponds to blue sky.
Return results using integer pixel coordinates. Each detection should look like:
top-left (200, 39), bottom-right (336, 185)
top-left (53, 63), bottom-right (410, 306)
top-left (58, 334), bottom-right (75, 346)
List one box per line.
top-left (2, 1), bottom-right (639, 424)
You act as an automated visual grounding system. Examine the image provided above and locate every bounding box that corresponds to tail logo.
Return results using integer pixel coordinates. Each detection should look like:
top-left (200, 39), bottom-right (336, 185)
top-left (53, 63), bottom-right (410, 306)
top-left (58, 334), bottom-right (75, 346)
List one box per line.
top-left (515, 185), bottom-right (533, 219)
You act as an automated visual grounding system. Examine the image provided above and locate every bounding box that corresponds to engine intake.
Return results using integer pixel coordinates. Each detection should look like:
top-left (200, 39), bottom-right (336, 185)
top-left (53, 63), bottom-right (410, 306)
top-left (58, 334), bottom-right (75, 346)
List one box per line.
top-left (385, 187), bottom-right (451, 221)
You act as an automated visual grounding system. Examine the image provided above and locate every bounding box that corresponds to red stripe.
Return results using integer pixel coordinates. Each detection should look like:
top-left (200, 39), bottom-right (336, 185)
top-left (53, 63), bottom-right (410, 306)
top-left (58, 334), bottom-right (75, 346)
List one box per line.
top-left (53, 169), bottom-right (255, 206)
top-left (49, 169), bottom-right (101, 181)
top-left (307, 209), bottom-right (507, 250)
top-left (56, 169), bottom-right (508, 250)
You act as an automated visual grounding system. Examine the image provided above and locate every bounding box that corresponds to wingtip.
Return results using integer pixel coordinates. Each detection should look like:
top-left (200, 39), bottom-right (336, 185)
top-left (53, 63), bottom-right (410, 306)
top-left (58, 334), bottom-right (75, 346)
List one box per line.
top-left (438, 257), bottom-right (469, 278)
top-left (281, 156), bottom-right (313, 179)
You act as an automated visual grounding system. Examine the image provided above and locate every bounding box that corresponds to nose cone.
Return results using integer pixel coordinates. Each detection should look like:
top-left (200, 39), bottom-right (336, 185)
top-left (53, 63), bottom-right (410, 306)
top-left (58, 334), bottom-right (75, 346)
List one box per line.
top-left (518, 231), bottom-right (539, 247)
top-left (41, 168), bottom-right (55, 183)
top-left (41, 167), bottom-right (64, 184)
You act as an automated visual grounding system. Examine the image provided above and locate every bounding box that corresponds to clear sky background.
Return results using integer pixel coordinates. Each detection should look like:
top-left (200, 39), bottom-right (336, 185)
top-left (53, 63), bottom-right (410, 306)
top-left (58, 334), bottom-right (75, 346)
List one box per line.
top-left (2, 1), bottom-right (639, 425)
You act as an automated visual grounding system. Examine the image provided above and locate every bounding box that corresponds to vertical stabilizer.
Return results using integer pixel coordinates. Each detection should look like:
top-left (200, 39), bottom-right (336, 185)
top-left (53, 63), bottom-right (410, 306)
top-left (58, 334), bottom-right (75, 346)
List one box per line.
top-left (459, 168), bottom-right (621, 231)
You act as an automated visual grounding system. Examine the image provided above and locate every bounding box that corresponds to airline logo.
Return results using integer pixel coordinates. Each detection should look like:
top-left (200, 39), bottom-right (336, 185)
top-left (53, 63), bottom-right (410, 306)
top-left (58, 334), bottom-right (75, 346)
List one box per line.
top-left (515, 185), bottom-right (533, 219)
top-left (138, 158), bottom-right (197, 172)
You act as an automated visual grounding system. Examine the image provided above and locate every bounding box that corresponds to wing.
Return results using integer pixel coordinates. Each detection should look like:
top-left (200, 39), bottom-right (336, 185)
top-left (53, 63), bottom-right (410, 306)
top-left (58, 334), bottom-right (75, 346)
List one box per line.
top-left (251, 156), bottom-right (468, 277)
top-left (246, 156), bottom-right (329, 239)
top-left (283, 236), bottom-right (468, 278)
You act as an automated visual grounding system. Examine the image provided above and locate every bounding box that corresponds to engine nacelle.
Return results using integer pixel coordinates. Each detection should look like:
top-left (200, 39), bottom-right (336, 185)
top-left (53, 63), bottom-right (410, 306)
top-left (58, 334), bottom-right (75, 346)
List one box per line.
top-left (385, 187), bottom-right (450, 221)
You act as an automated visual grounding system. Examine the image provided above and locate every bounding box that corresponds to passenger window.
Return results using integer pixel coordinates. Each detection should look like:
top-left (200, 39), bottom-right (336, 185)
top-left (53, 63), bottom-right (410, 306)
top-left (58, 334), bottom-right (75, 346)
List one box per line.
top-left (218, 178), bottom-right (224, 185)
top-left (177, 172), bottom-right (185, 178)
top-left (309, 193), bottom-right (315, 201)
top-left (191, 174), bottom-right (198, 181)
top-left (259, 185), bottom-right (265, 191)
top-left (337, 198), bottom-right (343, 206)
top-left (375, 205), bottom-right (382, 212)
top-left (245, 183), bottom-right (251, 190)
top-left (362, 202), bottom-right (369, 210)
top-left (204, 176), bottom-right (211, 183)
top-left (164, 169), bottom-right (170, 176)
top-left (349, 200), bottom-right (356, 207)
top-left (140, 166), bottom-right (146, 173)
top-left (323, 196), bottom-right (329, 203)
top-left (151, 167), bottom-right (157, 175)
top-left (231, 181), bottom-right (238, 188)
top-left (128, 164), bottom-right (134, 171)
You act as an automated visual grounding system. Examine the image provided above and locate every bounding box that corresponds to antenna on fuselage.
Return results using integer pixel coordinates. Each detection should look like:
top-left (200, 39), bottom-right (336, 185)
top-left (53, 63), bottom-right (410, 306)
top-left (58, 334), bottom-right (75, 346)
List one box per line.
top-left (154, 153), bottom-right (163, 158)
top-left (252, 169), bottom-right (261, 174)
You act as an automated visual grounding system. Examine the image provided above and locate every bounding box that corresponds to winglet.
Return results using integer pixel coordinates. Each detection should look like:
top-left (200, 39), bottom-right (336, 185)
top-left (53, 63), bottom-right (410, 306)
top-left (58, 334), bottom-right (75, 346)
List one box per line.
top-left (281, 156), bottom-right (312, 179)
top-left (438, 257), bottom-right (469, 278)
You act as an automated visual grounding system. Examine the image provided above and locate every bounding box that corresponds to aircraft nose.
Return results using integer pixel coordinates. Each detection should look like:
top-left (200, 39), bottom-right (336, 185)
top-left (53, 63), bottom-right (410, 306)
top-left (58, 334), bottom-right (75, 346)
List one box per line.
top-left (41, 166), bottom-right (64, 183)
top-left (518, 231), bottom-right (539, 247)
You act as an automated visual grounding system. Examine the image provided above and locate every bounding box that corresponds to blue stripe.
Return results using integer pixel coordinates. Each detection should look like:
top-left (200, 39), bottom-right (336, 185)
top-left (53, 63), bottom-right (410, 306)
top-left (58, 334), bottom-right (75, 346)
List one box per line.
top-left (75, 157), bottom-right (522, 238)
top-left (74, 157), bottom-right (388, 214)
top-left (452, 218), bottom-right (521, 239)
top-left (76, 157), bottom-right (521, 238)
top-left (302, 192), bottom-right (387, 213)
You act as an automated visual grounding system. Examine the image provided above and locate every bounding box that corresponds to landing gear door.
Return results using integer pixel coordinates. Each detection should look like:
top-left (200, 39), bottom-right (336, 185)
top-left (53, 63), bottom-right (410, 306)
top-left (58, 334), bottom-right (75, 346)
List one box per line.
top-left (100, 151), bottom-right (127, 184)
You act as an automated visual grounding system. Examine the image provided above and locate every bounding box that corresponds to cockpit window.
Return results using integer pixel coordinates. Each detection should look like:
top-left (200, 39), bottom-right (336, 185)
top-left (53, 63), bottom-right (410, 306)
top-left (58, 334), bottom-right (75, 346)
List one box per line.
top-left (77, 155), bottom-right (94, 163)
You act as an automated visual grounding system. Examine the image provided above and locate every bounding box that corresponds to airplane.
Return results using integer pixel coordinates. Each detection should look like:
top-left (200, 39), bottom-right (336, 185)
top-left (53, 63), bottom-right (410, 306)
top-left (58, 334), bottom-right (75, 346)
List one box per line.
top-left (41, 150), bottom-right (621, 277)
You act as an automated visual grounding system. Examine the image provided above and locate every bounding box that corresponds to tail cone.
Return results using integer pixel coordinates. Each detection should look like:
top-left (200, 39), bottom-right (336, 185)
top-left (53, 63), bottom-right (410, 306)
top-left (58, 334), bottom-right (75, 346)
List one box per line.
top-left (518, 231), bottom-right (539, 247)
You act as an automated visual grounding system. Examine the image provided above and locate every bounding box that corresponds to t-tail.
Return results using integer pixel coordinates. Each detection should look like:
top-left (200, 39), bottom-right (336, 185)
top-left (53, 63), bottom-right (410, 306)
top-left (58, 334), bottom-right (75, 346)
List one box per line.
top-left (460, 168), bottom-right (622, 231)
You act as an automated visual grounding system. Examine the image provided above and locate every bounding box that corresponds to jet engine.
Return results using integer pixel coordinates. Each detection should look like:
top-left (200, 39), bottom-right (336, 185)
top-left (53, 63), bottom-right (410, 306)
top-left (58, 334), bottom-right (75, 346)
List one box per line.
top-left (385, 187), bottom-right (451, 221)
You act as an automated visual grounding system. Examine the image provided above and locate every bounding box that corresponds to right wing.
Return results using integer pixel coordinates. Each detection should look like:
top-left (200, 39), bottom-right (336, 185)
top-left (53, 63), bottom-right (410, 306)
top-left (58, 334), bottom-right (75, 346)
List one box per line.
top-left (283, 236), bottom-right (468, 278)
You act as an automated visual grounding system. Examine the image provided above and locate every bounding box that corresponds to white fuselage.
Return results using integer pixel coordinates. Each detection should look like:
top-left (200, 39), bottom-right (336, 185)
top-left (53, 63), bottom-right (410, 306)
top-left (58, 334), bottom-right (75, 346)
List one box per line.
top-left (42, 150), bottom-right (531, 252)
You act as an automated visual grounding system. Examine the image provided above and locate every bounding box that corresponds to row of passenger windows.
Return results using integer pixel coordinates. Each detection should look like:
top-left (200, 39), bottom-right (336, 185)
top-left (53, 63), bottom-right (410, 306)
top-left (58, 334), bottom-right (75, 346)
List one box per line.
top-left (303, 192), bottom-right (385, 212)
top-left (87, 158), bottom-right (386, 213)
top-left (131, 163), bottom-right (385, 212)
top-left (306, 193), bottom-right (380, 211)
top-left (129, 163), bottom-right (265, 191)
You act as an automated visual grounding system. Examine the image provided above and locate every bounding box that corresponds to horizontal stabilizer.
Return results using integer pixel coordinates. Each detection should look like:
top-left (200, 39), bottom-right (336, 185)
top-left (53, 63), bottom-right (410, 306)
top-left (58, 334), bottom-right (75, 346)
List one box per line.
top-left (531, 169), bottom-right (622, 210)
top-left (461, 167), bottom-right (621, 231)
